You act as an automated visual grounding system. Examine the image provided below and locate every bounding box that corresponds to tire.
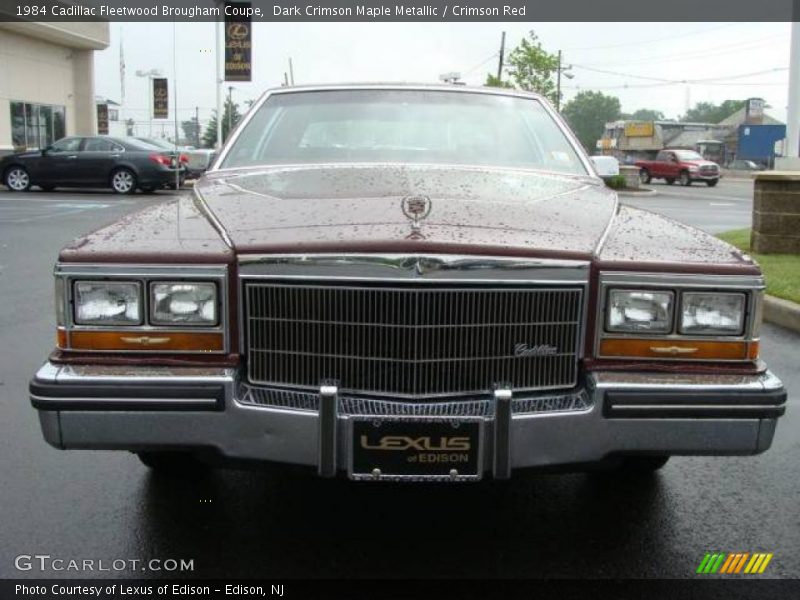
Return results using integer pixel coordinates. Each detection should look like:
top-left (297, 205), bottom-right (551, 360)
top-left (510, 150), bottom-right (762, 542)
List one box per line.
top-left (4, 165), bottom-right (31, 192)
top-left (639, 169), bottom-right (651, 184)
top-left (135, 451), bottom-right (207, 474)
top-left (619, 456), bottom-right (670, 473)
top-left (706, 179), bottom-right (718, 187)
top-left (110, 168), bottom-right (137, 194)
top-left (679, 171), bottom-right (691, 186)
top-left (665, 178), bottom-right (675, 185)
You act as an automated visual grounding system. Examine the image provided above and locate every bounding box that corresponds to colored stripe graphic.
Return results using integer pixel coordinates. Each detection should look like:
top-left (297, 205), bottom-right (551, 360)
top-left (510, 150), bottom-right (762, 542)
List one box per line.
top-left (698, 552), bottom-right (774, 574)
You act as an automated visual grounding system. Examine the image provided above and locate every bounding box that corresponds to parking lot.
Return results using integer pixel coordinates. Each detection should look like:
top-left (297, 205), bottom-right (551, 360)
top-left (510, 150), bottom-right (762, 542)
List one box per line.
top-left (0, 185), bottom-right (798, 580)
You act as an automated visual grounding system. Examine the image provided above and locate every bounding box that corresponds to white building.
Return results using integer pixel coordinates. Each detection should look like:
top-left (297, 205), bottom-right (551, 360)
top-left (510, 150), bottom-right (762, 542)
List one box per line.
top-left (0, 21), bottom-right (110, 155)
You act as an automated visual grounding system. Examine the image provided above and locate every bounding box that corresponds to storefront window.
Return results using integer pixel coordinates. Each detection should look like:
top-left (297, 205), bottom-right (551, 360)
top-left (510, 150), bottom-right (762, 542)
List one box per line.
top-left (8, 101), bottom-right (66, 150)
top-left (10, 102), bottom-right (25, 149)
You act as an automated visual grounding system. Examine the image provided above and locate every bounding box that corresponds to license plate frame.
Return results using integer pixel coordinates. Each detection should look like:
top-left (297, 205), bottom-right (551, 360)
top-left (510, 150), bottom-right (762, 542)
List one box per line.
top-left (348, 416), bottom-right (484, 482)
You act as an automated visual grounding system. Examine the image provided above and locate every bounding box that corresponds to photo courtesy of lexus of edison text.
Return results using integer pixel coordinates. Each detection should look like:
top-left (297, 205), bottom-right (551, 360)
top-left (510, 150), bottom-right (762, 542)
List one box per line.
top-left (0, 0), bottom-right (798, 597)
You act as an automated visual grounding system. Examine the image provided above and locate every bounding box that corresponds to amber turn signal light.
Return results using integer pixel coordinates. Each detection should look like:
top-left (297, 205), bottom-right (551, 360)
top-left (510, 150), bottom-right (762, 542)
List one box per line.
top-left (66, 330), bottom-right (224, 353)
top-left (600, 338), bottom-right (759, 361)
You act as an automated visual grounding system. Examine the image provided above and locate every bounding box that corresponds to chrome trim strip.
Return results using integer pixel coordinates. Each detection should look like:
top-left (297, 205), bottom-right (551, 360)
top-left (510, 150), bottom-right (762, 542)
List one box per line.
top-left (238, 253), bottom-right (590, 283)
top-left (211, 84), bottom-right (597, 177)
top-left (31, 394), bottom-right (219, 406)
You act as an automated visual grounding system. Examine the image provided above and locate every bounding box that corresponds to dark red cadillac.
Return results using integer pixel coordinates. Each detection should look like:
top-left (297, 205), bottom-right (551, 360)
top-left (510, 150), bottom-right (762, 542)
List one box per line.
top-left (29, 85), bottom-right (786, 481)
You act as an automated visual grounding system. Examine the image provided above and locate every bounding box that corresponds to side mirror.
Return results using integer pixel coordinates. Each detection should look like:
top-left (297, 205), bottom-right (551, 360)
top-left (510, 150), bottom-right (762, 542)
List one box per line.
top-left (590, 156), bottom-right (619, 178)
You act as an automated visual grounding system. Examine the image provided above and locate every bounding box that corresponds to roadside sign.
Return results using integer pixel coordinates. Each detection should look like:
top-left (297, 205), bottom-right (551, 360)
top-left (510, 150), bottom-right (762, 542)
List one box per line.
top-left (225, 2), bottom-right (252, 82)
top-left (153, 78), bottom-right (169, 119)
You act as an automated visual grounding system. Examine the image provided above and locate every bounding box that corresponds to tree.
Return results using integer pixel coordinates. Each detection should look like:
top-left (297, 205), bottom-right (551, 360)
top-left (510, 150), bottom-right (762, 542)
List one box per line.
top-left (201, 97), bottom-right (242, 148)
top-left (681, 100), bottom-right (746, 124)
top-left (484, 74), bottom-right (513, 89)
top-left (624, 108), bottom-right (665, 121)
top-left (181, 117), bottom-right (201, 147)
top-left (561, 91), bottom-right (622, 152)
top-left (485, 31), bottom-right (560, 104)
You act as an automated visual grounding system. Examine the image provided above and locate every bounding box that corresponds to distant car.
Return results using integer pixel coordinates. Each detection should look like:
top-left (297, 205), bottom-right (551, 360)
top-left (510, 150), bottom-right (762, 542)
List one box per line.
top-left (1, 136), bottom-right (186, 194)
top-left (635, 149), bottom-right (721, 187)
top-left (135, 137), bottom-right (215, 179)
top-left (727, 159), bottom-right (760, 171)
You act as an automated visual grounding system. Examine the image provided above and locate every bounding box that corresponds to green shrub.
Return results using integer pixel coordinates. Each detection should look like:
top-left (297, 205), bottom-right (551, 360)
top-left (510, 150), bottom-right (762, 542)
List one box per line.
top-left (604, 175), bottom-right (627, 190)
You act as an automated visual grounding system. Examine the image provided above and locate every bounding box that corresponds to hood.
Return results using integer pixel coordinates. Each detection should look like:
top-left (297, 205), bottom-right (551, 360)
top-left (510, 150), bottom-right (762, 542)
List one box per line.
top-left (683, 160), bottom-right (718, 167)
top-left (195, 164), bottom-right (617, 259)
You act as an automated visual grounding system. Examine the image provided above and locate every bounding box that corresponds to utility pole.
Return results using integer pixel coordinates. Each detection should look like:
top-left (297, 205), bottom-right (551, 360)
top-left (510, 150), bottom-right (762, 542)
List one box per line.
top-left (555, 50), bottom-right (573, 112)
top-left (227, 86), bottom-right (233, 140)
top-left (786, 20), bottom-right (800, 161)
top-left (496, 31), bottom-right (506, 80)
top-left (195, 106), bottom-right (200, 147)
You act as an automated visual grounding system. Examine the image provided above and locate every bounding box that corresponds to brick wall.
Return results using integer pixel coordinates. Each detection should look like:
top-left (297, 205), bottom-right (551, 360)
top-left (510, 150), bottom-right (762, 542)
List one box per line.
top-left (752, 172), bottom-right (800, 254)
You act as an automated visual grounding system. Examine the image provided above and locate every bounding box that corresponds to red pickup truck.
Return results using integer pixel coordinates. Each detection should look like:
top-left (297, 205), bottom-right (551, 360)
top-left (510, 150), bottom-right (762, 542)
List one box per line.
top-left (635, 149), bottom-right (720, 187)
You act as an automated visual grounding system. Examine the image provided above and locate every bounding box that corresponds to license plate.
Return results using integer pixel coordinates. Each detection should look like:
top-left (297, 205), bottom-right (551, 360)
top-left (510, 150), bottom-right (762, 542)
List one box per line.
top-left (350, 418), bottom-right (482, 481)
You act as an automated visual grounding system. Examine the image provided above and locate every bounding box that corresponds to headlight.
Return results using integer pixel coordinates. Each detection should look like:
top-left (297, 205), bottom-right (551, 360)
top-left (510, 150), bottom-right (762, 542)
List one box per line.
top-left (74, 281), bottom-right (142, 325)
top-left (680, 292), bottom-right (745, 335)
top-left (606, 289), bottom-right (673, 333)
top-left (150, 282), bottom-right (218, 325)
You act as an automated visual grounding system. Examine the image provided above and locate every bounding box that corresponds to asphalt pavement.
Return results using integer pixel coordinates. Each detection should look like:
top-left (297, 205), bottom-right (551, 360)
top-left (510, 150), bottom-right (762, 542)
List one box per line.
top-left (622, 178), bottom-right (754, 234)
top-left (0, 187), bottom-right (797, 581)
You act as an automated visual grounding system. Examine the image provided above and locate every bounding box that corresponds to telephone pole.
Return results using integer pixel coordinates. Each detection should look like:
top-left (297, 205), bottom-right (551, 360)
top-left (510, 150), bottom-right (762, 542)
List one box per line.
top-left (227, 86), bottom-right (233, 140)
top-left (496, 31), bottom-right (506, 80)
top-left (555, 50), bottom-right (573, 112)
top-left (195, 106), bottom-right (200, 147)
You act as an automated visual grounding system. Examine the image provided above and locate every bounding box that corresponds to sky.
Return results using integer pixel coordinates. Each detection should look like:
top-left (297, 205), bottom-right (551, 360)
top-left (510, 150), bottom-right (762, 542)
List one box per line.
top-left (93, 21), bottom-right (793, 133)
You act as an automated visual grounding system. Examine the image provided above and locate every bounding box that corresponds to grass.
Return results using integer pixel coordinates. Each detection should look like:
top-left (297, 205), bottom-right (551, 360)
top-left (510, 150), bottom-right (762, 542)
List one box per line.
top-left (717, 228), bottom-right (800, 304)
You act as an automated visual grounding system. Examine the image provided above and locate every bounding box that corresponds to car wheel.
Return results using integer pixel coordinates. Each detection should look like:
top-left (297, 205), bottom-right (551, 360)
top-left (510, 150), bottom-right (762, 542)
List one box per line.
top-left (4, 166), bottom-right (31, 192)
top-left (665, 178), bottom-right (675, 185)
top-left (135, 451), bottom-right (207, 474)
top-left (706, 179), bottom-right (718, 187)
top-left (110, 168), bottom-right (137, 194)
top-left (619, 456), bottom-right (670, 473)
top-left (639, 169), bottom-right (651, 184)
top-left (680, 171), bottom-right (691, 186)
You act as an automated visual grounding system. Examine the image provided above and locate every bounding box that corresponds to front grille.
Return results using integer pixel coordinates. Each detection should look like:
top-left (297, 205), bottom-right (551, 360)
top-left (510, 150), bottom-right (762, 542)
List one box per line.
top-left (700, 165), bottom-right (719, 173)
top-left (244, 282), bottom-right (583, 397)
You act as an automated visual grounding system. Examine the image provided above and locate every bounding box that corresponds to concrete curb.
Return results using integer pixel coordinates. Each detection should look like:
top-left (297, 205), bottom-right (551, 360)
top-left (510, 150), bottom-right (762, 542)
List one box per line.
top-left (616, 188), bottom-right (658, 198)
top-left (763, 295), bottom-right (800, 334)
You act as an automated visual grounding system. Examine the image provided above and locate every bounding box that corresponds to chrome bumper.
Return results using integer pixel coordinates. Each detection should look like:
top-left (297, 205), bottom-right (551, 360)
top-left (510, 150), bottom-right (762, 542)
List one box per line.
top-left (30, 362), bottom-right (786, 479)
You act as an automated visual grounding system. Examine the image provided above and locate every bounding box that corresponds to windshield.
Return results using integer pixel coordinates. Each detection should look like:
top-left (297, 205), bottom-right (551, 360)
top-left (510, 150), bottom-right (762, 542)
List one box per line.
top-left (136, 138), bottom-right (173, 150)
top-left (220, 89), bottom-right (588, 175)
top-left (674, 150), bottom-right (704, 161)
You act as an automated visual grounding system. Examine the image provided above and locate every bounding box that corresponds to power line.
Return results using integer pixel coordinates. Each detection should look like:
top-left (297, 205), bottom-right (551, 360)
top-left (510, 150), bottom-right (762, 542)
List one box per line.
top-left (561, 23), bottom-right (739, 52)
top-left (578, 34), bottom-right (789, 67)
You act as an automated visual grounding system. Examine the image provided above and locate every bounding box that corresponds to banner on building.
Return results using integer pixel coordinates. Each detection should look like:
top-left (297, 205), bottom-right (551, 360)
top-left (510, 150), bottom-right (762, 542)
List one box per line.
top-left (96, 103), bottom-right (109, 135)
top-left (153, 78), bottom-right (169, 119)
top-left (225, 2), bottom-right (252, 81)
top-left (624, 121), bottom-right (655, 138)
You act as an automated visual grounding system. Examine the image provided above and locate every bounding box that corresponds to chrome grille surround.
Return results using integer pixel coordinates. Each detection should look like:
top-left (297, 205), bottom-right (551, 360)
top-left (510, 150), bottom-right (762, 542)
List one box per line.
top-left (237, 382), bottom-right (592, 416)
top-left (239, 254), bottom-right (589, 399)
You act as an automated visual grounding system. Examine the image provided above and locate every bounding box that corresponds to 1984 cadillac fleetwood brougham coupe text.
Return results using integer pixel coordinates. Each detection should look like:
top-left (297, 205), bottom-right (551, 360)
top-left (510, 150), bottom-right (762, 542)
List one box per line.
top-left (29, 85), bottom-right (787, 481)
